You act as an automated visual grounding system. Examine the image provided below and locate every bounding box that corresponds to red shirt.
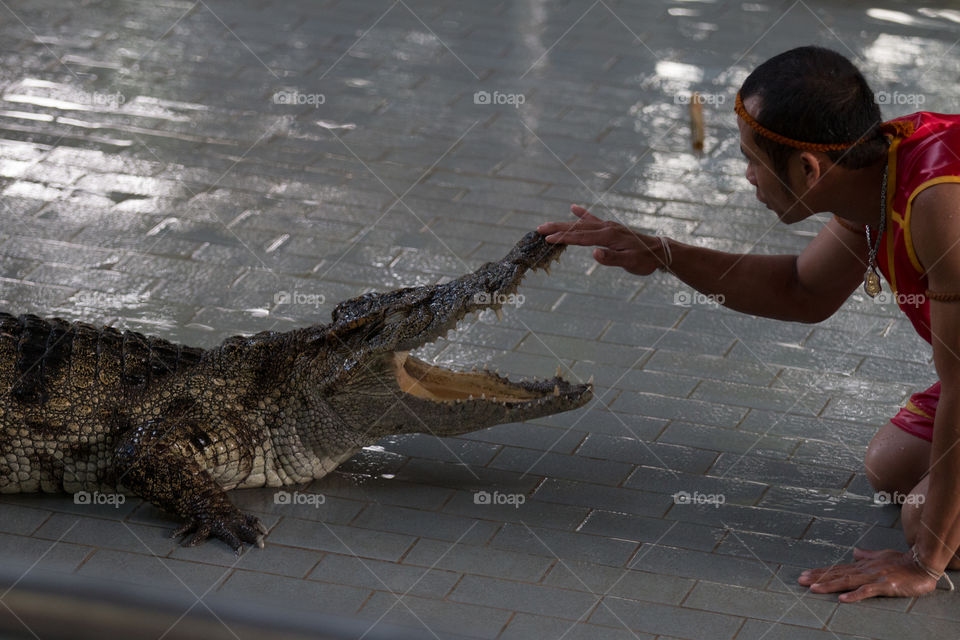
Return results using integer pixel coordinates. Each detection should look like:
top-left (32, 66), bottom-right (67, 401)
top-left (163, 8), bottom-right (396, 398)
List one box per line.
top-left (875, 112), bottom-right (960, 344)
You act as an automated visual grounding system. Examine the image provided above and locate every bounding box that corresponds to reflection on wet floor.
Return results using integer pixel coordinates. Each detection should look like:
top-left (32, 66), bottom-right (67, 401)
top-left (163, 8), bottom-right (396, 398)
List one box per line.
top-left (1, 0), bottom-right (960, 638)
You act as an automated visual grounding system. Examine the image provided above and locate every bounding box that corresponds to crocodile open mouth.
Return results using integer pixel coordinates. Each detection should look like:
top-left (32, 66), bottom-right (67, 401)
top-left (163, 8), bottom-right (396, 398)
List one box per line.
top-left (391, 233), bottom-right (592, 408)
top-left (394, 352), bottom-right (542, 403)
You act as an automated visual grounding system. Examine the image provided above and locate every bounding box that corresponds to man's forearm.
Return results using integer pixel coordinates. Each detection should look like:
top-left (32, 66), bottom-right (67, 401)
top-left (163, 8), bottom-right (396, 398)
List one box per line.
top-left (666, 239), bottom-right (835, 323)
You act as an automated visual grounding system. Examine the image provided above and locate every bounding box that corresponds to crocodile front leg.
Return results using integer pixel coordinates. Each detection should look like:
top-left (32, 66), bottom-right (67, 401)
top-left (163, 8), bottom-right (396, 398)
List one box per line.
top-left (113, 420), bottom-right (267, 553)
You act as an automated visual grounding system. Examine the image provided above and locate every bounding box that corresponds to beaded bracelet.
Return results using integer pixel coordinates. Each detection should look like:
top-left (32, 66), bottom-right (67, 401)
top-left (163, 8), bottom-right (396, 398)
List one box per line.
top-left (926, 289), bottom-right (960, 303)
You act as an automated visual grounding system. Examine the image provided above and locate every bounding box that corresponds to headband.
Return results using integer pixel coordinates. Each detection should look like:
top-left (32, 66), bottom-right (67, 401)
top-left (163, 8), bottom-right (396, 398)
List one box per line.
top-left (734, 92), bottom-right (915, 152)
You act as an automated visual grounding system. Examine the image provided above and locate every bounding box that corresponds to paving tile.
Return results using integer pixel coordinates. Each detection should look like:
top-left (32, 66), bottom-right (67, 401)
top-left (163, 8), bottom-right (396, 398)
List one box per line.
top-left (716, 530), bottom-right (856, 568)
top-left (169, 541), bottom-right (322, 578)
top-left (0, 502), bottom-right (53, 535)
top-left (402, 537), bottom-right (551, 582)
top-left (758, 486), bottom-right (898, 527)
top-left (543, 560), bottom-right (695, 605)
top-left (0, 531), bottom-right (91, 574)
top-left (829, 602), bottom-right (960, 639)
top-left (218, 569), bottom-right (371, 616)
top-left (76, 548), bottom-right (232, 594)
top-left (576, 434), bottom-right (719, 475)
top-left (450, 574), bottom-right (599, 619)
top-left (656, 420), bottom-right (796, 459)
top-left (532, 477), bottom-right (672, 517)
top-left (491, 523), bottom-right (638, 567)
top-left (498, 613), bottom-right (653, 640)
top-left (351, 503), bottom-right (499, 544)
top-left (32, 513), bottom-right (179, 556)
top-left (628, 545), bottom-right (774, 589)
top-left (582, 511), bottom-right (727, 552)
top-left (624, 464), bottom-right (768, 505)
top-left (684, 581), bottom-right (837, 628)
top-left (642, 349), bottom-right (778, 386)
top-left (357, 592), bottom-right (511, 640)
top-left (611, 391), bottom-right (748, 428)
top-left (589, 596), bottom-right (743, 640)
top-left (736, 619), bottom-right (872, 640)
top-left (307, 552), bottom-right (460, 599)
top-left (267, 520), bottom-right (416, 562)
top-left (709, 452), bottom-right (853, 490)
top-left (442, 489), bottom-right (589, 531)
top-left (487, 447), bottom-right (635, 486)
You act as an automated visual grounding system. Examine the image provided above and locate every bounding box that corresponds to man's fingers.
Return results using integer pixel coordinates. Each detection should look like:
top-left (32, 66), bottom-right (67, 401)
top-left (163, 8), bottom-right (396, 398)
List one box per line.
top-left (838, 582), bottom-right (885, 603)
top-left (538, 220), bottom-right (606, 239)
top-left (809, 571), bottom-right (875, 594)
top-left (798, 565), bottom-right (846, 585)
top-left (799, 563), bottom-right (860, 587)
top-left (571, 204), bottom-right (602, 222)
top-left (538, 221), bottom-right (573, 236)
top-left (545, 227), bottom-right (622, 247)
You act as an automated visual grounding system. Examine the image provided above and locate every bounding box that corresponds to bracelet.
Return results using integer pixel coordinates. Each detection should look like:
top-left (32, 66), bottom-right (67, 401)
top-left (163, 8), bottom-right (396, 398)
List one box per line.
top-left (657, 236), bottom-right (673, 271)
top-left (912, 545), bottom-right (956, 591)
top-left (833, 215), bottom-right (865, 235)
top-left (926, 289), bottom-right (960, 303)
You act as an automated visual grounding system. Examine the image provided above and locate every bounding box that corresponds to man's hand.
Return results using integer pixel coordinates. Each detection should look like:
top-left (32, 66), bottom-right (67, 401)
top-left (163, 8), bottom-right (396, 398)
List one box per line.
top-left (537, 205), bottom-right (668, 275)
top-left (798, 548), bottom-right (937, 602)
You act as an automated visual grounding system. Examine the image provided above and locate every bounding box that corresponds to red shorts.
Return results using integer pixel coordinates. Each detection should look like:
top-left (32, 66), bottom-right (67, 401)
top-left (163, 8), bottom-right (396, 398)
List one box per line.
top-left (891, 381), bottom-right (940, 442)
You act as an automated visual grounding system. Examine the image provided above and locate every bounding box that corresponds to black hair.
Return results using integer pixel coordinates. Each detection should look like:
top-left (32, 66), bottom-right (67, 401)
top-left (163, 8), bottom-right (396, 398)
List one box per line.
top-left (739, 46), bottom-right (888, 181)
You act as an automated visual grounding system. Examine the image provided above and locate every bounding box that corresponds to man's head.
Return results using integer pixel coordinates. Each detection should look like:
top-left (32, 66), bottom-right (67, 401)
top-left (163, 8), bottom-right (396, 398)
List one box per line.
top-left (737, 46), bottom-right (888, 222)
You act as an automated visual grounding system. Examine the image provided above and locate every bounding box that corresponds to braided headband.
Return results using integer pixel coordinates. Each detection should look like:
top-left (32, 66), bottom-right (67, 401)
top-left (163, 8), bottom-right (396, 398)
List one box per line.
top-left (734, 92), bottom-right (915, 152)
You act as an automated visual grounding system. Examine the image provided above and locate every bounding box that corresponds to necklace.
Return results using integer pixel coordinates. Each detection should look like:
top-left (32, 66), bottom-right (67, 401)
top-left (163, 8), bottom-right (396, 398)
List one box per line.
top-left (863, 162), bottom-right (888, 297)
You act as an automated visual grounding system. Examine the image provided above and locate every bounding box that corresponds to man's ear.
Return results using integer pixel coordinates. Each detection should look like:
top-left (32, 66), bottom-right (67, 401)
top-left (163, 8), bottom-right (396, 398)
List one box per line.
top-left (797, 151), bottom-right (825, 188)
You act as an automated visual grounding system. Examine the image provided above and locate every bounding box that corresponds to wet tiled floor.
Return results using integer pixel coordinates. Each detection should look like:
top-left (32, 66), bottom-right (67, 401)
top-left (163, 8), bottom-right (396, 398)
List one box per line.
top-left (1, 0), bottom-right (960, 638)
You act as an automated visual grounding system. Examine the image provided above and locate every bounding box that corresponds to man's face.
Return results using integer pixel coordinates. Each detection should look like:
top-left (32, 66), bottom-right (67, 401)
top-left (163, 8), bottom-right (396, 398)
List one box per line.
top-left (737, 96), bottom-right (811, 224)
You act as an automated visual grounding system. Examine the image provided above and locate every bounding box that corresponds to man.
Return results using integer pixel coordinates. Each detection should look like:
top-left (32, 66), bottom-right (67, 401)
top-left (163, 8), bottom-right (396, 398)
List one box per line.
top-left (538, 46), bottom-right (960, 602)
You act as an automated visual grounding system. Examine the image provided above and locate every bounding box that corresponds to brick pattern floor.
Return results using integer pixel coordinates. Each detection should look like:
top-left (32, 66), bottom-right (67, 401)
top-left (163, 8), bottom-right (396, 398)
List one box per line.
top-left (1, 0), bottom-right (960, 638)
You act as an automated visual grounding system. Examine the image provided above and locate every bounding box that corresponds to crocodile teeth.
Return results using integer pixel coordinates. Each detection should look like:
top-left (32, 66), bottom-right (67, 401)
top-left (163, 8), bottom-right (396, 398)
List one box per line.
top-left (553, 385), bottom-right (560, 396)
top-left (495, 307), bottom-right (504, 322)
top-left (587, 375), bottom-right (594, 385)
top-left (543, 265), bottom-right (551, 275)
top-left (556, 365), bottom-right (563, 378)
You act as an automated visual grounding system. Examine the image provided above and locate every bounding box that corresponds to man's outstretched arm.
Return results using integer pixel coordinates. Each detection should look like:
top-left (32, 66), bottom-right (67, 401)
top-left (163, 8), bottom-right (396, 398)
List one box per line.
top-left (538, 204), bottom-right (866, 323)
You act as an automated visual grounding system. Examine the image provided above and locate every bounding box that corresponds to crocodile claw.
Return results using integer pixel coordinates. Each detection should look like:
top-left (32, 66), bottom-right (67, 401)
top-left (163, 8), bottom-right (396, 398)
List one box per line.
top-left (172, 512), bottom-right (267, 554)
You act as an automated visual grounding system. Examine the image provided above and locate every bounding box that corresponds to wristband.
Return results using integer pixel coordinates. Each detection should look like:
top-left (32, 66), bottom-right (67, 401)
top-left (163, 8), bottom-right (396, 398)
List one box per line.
top-left (912, 545), bottom-right (956, 591)
top-left (657, 236), bottom-right (673, 271)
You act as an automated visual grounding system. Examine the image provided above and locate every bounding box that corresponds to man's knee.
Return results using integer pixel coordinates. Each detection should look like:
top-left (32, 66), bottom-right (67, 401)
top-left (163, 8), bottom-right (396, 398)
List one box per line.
top-left (864, 422), bottom-right (929, 494)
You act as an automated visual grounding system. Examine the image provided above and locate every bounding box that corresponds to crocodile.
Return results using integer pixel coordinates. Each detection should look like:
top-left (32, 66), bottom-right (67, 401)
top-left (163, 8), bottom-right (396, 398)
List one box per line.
top-left (0, 231), bottom-right (592, 552)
